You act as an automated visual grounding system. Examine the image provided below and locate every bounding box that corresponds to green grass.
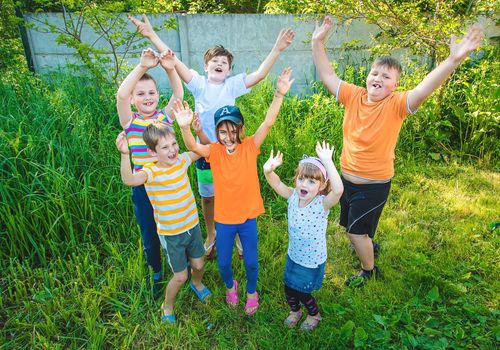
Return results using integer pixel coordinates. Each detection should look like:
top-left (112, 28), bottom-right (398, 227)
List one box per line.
top-left (0, 75), bottom-right (498, 349)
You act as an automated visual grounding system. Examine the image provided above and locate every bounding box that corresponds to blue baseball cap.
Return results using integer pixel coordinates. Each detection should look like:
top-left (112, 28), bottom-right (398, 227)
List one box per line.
top-left (214, 105), bottom-right (244, 127)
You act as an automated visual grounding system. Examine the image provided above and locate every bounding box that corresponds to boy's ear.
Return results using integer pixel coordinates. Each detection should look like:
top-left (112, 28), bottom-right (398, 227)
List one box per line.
top-left (148, 147), bottom-right (157, 156)
top-left (204, 63), bottom-right (209, 73)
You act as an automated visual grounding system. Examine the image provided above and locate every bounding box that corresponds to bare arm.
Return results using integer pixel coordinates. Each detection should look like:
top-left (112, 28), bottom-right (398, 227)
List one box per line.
top-left (244, 28), bottom-right (295, 88)
top-left (407, 26), bottom-right (483, 112)
top-left (253, 67), bottom-right (294, 148)
top-left (173, 100), bottom-right (211, 158)
top-left (116, 48), bottom-right (158, 128)
top-left (263, 150), bottom-right (294, 199)
top-left (158, 49), bottom-right (184, 118)
top-left (311, 16), bottom-right (341, 98)
top-left (129, 14), bottom-right (193, 83)
top-left (315, 141), bottom-right (343, 210)
top-left (116, 132), bottom-right (148, 186)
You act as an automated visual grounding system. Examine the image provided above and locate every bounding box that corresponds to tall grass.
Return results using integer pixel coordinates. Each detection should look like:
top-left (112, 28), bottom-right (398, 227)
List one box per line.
top-left (0, 70), bottom-right (498, 349)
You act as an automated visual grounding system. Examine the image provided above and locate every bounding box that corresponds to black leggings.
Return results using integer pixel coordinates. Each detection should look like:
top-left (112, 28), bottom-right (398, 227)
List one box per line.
top-left (284, 285), bottom-right (319, 316)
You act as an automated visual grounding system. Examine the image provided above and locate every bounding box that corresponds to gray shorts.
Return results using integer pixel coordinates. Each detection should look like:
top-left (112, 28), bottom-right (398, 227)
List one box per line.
top-left (158, 224), bottom-right (205, 273)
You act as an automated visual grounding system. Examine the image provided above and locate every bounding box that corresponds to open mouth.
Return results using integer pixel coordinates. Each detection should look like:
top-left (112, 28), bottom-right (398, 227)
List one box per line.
top-left (300, 189), bottom-right (308, 196)
top-left (372, 83), bottom-right (381, 89)
top-left (168, 153), bottom-right (178, 160)
top-left (215, 67), bottom-right (223, 73)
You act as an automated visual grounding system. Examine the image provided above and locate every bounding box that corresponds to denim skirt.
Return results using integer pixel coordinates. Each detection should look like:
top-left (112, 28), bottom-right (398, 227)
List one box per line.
top-left (284, 255), bottom-right (326, 293)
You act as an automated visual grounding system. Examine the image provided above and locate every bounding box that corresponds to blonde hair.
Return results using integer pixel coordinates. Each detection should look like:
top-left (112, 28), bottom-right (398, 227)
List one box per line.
top-left (143, 122), bottom-right (176, 151)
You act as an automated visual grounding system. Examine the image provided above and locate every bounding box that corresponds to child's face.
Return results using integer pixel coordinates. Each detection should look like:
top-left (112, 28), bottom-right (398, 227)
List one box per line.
top-left (151, 134), bottom-right (179, 166)
top-left (295, 175), bottom-right (324, 206)
top-left (204, 55), bottom-right (231, 84)
top-left (217, 123), bottom-right (242, 154)
top-left (366, 64), bottom-right (399, 102)
top-left (131, 79), bottom-right (159, 116)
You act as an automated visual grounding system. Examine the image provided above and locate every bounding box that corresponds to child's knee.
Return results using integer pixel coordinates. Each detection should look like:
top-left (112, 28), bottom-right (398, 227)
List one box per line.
top-left (190, 259), bottom-right (204, 272)
top-left (172, 270), bottom-right (188, 285)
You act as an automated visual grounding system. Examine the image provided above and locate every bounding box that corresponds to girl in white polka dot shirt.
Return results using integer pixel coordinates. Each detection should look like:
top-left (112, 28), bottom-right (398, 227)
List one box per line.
top-left (263, 141), bottom-right (343, 331)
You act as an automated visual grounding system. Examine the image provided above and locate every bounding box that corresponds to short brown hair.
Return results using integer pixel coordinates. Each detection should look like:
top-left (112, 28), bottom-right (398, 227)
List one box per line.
top-left (294, 162), bottom-right (331, 196)
top-left (138, 73), bottom-right (158, 89)
top-left (143, 122), bottom-right (176, 152)
top-left (372, 56), bottom-right (402, 76)
top-left (204, 45), bottom-right (234, 67)
top-left (215, 120), bottom-right (245, 144)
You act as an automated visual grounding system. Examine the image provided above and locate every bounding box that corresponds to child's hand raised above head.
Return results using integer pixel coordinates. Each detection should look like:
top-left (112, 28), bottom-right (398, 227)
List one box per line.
top-left (274, 28), bottom-right (295, 52)
top-left (140, 48), bottom-right (159, 69)
top-left (116, 132), bottom-right (130, 154)
top-left (129, 14), bottom-right (154, 38)
top-left (315, 140), bottom-right (335, 165)
top-left (159, 49), bottom-right (176, 70)
top-left (276, 67), bottom-right (294, 96)
top-left (449, 26), bottom-right (484, 63)
top-left (312, 16), bottom-right (334, 44)
top-left (191, 112), bottom-right (202, 133)
top-left (263, 150), bottom-right (283, 174)
top-left (173, 99), bottom-right (194, 129)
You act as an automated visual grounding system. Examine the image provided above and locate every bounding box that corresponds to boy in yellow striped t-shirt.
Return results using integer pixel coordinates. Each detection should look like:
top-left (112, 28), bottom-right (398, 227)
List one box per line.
top-left (116, 122), bottom-right (211, 324)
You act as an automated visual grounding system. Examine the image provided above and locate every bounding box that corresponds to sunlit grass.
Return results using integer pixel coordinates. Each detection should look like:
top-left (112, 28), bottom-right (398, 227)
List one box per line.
top-left (0, 76), bottom-right (498, 348)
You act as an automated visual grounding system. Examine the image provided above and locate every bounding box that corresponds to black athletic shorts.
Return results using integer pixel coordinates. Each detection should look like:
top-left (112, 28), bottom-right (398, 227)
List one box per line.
top-left (339, 176), bottom-right (391, 238)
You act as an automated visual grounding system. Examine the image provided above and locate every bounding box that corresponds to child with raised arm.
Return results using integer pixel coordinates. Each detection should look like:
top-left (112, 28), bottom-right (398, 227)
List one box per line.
top-left (263, 142), bottom-right (343, 331)
top-left (130, 15), bottom-right (295, 259)
top-left (173, 68), bottom-right (294, 316)
top-left (312, 16), bottom-right (484, 286)
top-left (116, 122), bottom-right (211, 324)
top-left (116, 47), bottom-right (183, 296)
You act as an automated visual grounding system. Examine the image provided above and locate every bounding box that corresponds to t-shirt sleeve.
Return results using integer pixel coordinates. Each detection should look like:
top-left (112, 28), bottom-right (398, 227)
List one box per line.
top-left (186, 69), bottom-right (204, 97)
top-left (227, 73), bottom-right (251, 99)
top-left (140, 165), bottom-right (153, 184)
top-left (205, 143), bottom-right (217, 163)
top-left (392, 91), bottom-right (411, 120)
top-left (338, 81), bottom-right (364, 107)
top-left (287, 189), bottom-right (297, 204)
top-left (180, 152), bottom-right (192, 170)
top-left (247, 136), bottom-right (261, 155)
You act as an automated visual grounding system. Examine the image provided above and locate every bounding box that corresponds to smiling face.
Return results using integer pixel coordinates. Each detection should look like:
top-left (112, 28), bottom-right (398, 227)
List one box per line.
top-left (151, 134), bottom-right (179, 166)
top-left (366, 64), bottom-right (400, 103)
top-left (216, 121), bottom-right (243, 154)
top-left (131, 78), bottom-right (159, 116)
top-left (205, 55), bottom-right (231, 84)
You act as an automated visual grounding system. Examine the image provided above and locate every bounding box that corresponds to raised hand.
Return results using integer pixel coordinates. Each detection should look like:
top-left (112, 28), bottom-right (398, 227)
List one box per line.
top-left (449, 26), bottom-right (484, 62)
top-left (274, 28), bottom-right (295, 52)
top-left (315, 140), bottom-right (334, 164)
top-left (276, 67), bottom-right (294, 96)
top-left (159, 49), bottom-right (176, 70)
top-left (129, 14), bottom-right (154, 38)
top-left (263, 150), bottom-right (283, 174)
top-left (312, 16), bottom-right (334, 44)
top-left (173, 99), bottom-right (194, 128)
top-left (140, 48), bottom-right (159, 68)
top-left (191, 112), bottom-right (202, 133)
top-left (116, 132), bottom-right (130, 154)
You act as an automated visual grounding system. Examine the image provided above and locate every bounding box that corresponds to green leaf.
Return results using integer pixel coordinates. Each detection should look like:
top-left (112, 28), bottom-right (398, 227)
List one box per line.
top-left (340, 320), bottom-right (355, 339)
top-left (354, 327), bottom-right (368, 348)
top-left (373, 314), bottom-right (386, 327)
top-left (426, 286), bottom-right (440, 302)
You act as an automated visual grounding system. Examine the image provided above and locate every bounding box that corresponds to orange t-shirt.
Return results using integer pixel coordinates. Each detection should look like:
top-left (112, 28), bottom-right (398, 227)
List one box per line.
top-left (207, 136), bottom-right (265, 224)
top-left (338, 82), bottom-right (411, 179)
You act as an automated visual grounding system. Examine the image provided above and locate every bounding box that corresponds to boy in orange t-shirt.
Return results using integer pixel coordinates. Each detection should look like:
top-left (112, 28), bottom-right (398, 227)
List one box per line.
top-left (312, 16), bottom-right (483, 286)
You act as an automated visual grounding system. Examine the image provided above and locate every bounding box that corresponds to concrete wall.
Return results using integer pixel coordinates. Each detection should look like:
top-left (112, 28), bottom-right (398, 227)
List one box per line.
top-left (23, 13), bottom-right (380, 93)
top-left (23, 13), bottom-right (498, 94)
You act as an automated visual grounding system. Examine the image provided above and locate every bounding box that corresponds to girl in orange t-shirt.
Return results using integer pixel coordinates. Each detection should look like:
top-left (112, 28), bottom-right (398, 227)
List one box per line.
top-left (175, 68), bottom-right (293, 316)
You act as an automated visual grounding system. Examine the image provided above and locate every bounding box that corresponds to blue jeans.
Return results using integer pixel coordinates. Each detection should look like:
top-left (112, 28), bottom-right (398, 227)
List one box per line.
top-left (132, 185), bottom-right (161, 274)
top-left (216, 219), bottom-right (259, 294)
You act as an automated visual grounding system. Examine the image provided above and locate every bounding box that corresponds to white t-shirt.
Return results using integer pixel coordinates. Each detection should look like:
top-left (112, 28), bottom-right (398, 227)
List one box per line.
top-left (287, 189), bottom-right (329, 268)
top-left (186, 70), bottom-right (251, 141)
